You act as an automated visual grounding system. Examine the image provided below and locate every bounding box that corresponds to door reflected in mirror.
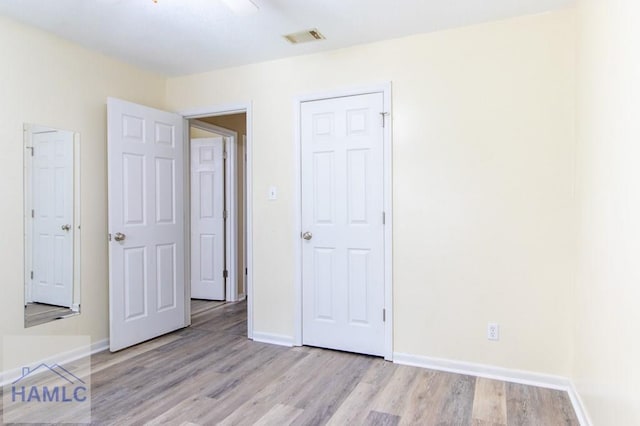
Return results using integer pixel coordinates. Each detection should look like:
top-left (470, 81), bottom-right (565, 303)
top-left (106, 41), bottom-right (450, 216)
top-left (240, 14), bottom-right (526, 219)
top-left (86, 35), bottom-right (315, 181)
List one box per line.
top-left (24, 124), bottom-right (81, 328)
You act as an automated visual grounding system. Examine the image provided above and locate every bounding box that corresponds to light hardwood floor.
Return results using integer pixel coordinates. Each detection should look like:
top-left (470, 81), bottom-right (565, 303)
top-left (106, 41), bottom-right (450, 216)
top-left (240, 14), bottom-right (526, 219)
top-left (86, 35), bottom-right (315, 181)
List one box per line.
top-left (24, 302), bottom-right (76, 328)
top-left (41, 301), bottom-right (583, 424)
top-left (191, 298), bottom-right (227, 317)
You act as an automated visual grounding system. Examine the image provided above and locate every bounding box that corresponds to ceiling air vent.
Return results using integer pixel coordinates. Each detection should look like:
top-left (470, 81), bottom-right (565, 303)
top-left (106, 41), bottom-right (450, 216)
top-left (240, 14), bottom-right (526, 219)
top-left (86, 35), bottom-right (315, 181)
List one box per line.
top-left (283, 29), bottom-right (326, 44)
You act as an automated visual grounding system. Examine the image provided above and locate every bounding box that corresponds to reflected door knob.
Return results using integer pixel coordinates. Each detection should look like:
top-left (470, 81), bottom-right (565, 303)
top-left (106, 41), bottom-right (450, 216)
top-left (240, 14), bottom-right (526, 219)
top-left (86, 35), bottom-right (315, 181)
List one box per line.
top-left (302, 232), bottom-right (313, 240)
top-left (61, 224), bottom-right (71, 231)
top-left (114, 232), bottom-right (126, 242)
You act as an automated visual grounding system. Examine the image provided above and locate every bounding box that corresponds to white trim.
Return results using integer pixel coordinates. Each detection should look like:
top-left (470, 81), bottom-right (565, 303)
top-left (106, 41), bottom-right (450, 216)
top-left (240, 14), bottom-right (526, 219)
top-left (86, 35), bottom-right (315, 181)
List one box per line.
top-left (182, 120), bottom-right (192, 326)
top-left (381, 83), bottom-right (393, 361)
top-left (23, 124), bottom-right (34, 305)
top-left (180, 102), bottom-right (253, 340)
top-left (226, 136), bottom-right (238, 302)
top-left (242, 134), bottom-right (248, 306)
top-left (252, 332), bottom-right (295, 347)
top-left (180, 103), bottom-right (249, 119)
top-left (90, 338), bottom-right (110, 354)
top-left (190, 120), bottom-right (236, 138)
top-left (245, 109), bottom-right (254, 340)
top-left (0, 338), bottom-right (109, 387)
top-left (393, 352), bottom-right (569, 389)
top-left (295, 83), bottom-right (394, 103)
top-left (73, 131), bottom-right (82, 312)
top-left (190, 120), bottom-right (239, 303)
top-left (393, 352), bottom-right (591, 426)
top-left (292, 83), bottom-right (394, 359)
top-left (567, 381), bottom-right (593, 426)
top-left (292, 100), bottom-right (302, 347)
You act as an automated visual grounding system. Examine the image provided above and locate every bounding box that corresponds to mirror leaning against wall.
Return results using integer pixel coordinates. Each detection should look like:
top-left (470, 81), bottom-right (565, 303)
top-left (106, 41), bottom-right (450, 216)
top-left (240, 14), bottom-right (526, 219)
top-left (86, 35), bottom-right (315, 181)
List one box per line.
top-left (23, 124), bottom-right (81, 328)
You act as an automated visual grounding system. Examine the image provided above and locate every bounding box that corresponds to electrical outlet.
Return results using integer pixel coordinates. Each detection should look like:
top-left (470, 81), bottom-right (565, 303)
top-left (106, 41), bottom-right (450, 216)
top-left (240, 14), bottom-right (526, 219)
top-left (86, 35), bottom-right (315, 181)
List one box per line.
top-left (487, 323), bottom-right (500, 341)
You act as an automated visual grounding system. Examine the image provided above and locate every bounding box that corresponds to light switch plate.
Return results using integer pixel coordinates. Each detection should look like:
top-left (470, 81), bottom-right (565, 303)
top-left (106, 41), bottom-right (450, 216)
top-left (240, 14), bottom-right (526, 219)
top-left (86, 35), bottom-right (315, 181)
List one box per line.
top-left (268, 186), bottom-right (277, 200)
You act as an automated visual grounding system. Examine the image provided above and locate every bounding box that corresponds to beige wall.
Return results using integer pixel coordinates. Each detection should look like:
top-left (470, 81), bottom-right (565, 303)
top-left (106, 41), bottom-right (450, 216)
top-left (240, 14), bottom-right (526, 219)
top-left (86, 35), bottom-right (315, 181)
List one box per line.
top-left (167, 10), bottom-right (577, 376)
top-left (0, 16), bottom-right (165, 368)
top-left (574, 0), bottom-right (640, 423)
top-left (190, 126), bottom-right (222, 139)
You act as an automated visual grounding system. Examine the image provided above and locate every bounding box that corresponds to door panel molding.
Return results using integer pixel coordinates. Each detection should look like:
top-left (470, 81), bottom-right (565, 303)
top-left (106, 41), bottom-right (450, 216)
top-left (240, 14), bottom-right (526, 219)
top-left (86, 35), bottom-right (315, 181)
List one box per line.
top-left (293, 83), bottom-right (393, 360)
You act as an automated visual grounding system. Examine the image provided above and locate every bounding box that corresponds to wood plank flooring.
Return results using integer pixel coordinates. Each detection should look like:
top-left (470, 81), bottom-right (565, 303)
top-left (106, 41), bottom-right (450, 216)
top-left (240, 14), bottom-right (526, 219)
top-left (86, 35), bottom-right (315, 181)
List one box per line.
top-left (9, 301), bottom-right (580, 425)
top-left (24, 302), bottom-right (76, 328)
top-left (191, 299), bottom-right (227, 317)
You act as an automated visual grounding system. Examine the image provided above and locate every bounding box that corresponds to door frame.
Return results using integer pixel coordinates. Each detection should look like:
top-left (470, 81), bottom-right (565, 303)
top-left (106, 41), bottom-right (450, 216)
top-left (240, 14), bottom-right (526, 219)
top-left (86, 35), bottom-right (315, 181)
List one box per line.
top-left (293, 83), bottom-right (394, 360)
top-left (190, 120), bottom-right (238, 303)
top-left (180, 103), bottom-right (254, 339)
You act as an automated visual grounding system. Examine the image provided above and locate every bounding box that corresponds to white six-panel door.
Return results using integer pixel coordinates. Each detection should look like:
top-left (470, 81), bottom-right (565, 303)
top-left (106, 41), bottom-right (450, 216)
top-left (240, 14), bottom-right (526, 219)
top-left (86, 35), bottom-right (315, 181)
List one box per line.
top-left (107, 98), bottom-right (186, 352)
top-left (301, 92), bottom-right (386, 356)
top-left (30, 130), bottom-right (74, 308)
top-left (190, 137), bottom-right (226, 301)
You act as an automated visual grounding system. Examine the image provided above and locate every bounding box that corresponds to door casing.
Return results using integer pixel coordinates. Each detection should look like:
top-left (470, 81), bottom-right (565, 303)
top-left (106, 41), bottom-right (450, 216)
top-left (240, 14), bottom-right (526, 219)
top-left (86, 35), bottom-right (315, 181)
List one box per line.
top-left (293, 83), bottom-right (394, 360)
top-left (180, 104), bottom-right (253, 339)
top-left (190, 120), bottom-right (240, 303)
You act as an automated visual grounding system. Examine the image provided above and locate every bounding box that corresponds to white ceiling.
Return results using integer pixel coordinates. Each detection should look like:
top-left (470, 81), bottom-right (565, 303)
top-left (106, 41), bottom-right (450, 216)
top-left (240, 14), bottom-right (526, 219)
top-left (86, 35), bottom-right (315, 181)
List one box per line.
top-left (0, 0), bottom-right (574, 77)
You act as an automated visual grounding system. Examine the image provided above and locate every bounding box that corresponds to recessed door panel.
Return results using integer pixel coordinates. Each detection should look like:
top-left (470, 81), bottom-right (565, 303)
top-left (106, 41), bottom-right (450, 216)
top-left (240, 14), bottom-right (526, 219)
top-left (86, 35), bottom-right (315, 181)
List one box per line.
top-left (313, 152), bottom-right (334, 224)
top-left (347, 108), bottom-right (369, 136)
top-left (124, 247), bottom-right (147, 321)
top-left (155, 122), bottom-right (175, 147)
top-left (156, 243), bottom-right (176, 312)
top-left (54, 167), bottom-right (66, 218)
top-left (313, 113), bottom-right (334, 138)
top-left (122, 115), bottom-right (145, 142)
top-left (123, 153), bottom-right (145, 226)
top-left (155, 157), bottom-right (175, 224)
top-left (348, 249), bottom-right (370, 324)
top-left (36, 233), bottom-right (51, 285)
top-left (53, 235), bottom-right (65, 286)
top-left (199, 171), bottom-right (215, 219)
top-left (347, 149), bottom-right (369, 224)
top-left (314, 248), bottom-right (335, 321)
top-left (200, 234), bottom-right (216, 281)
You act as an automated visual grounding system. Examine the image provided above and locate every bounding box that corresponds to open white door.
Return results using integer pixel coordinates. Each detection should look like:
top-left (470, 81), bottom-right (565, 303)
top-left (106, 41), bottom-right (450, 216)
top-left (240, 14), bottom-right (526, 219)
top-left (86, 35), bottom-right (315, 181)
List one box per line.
top-left (190, 137), bottom-right (226, 300)
top-left (30, 129), bottom-right (74, 308)
top-left (108, 97), bottom-right (186, 352)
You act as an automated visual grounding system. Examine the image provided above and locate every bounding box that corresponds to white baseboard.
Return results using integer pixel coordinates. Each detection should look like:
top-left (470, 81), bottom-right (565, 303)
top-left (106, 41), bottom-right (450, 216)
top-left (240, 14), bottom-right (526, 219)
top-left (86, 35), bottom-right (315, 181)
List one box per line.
top-left (252, 332), bottom-right (294, 347)
top-left (567, 381), bottom-right (593, 426)
top-left (90, 338), bottom-right (110, 354)
top-left (393, 352), bottom-right (591, 426)
top-left (0, 338), bottom-right (109, 387)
